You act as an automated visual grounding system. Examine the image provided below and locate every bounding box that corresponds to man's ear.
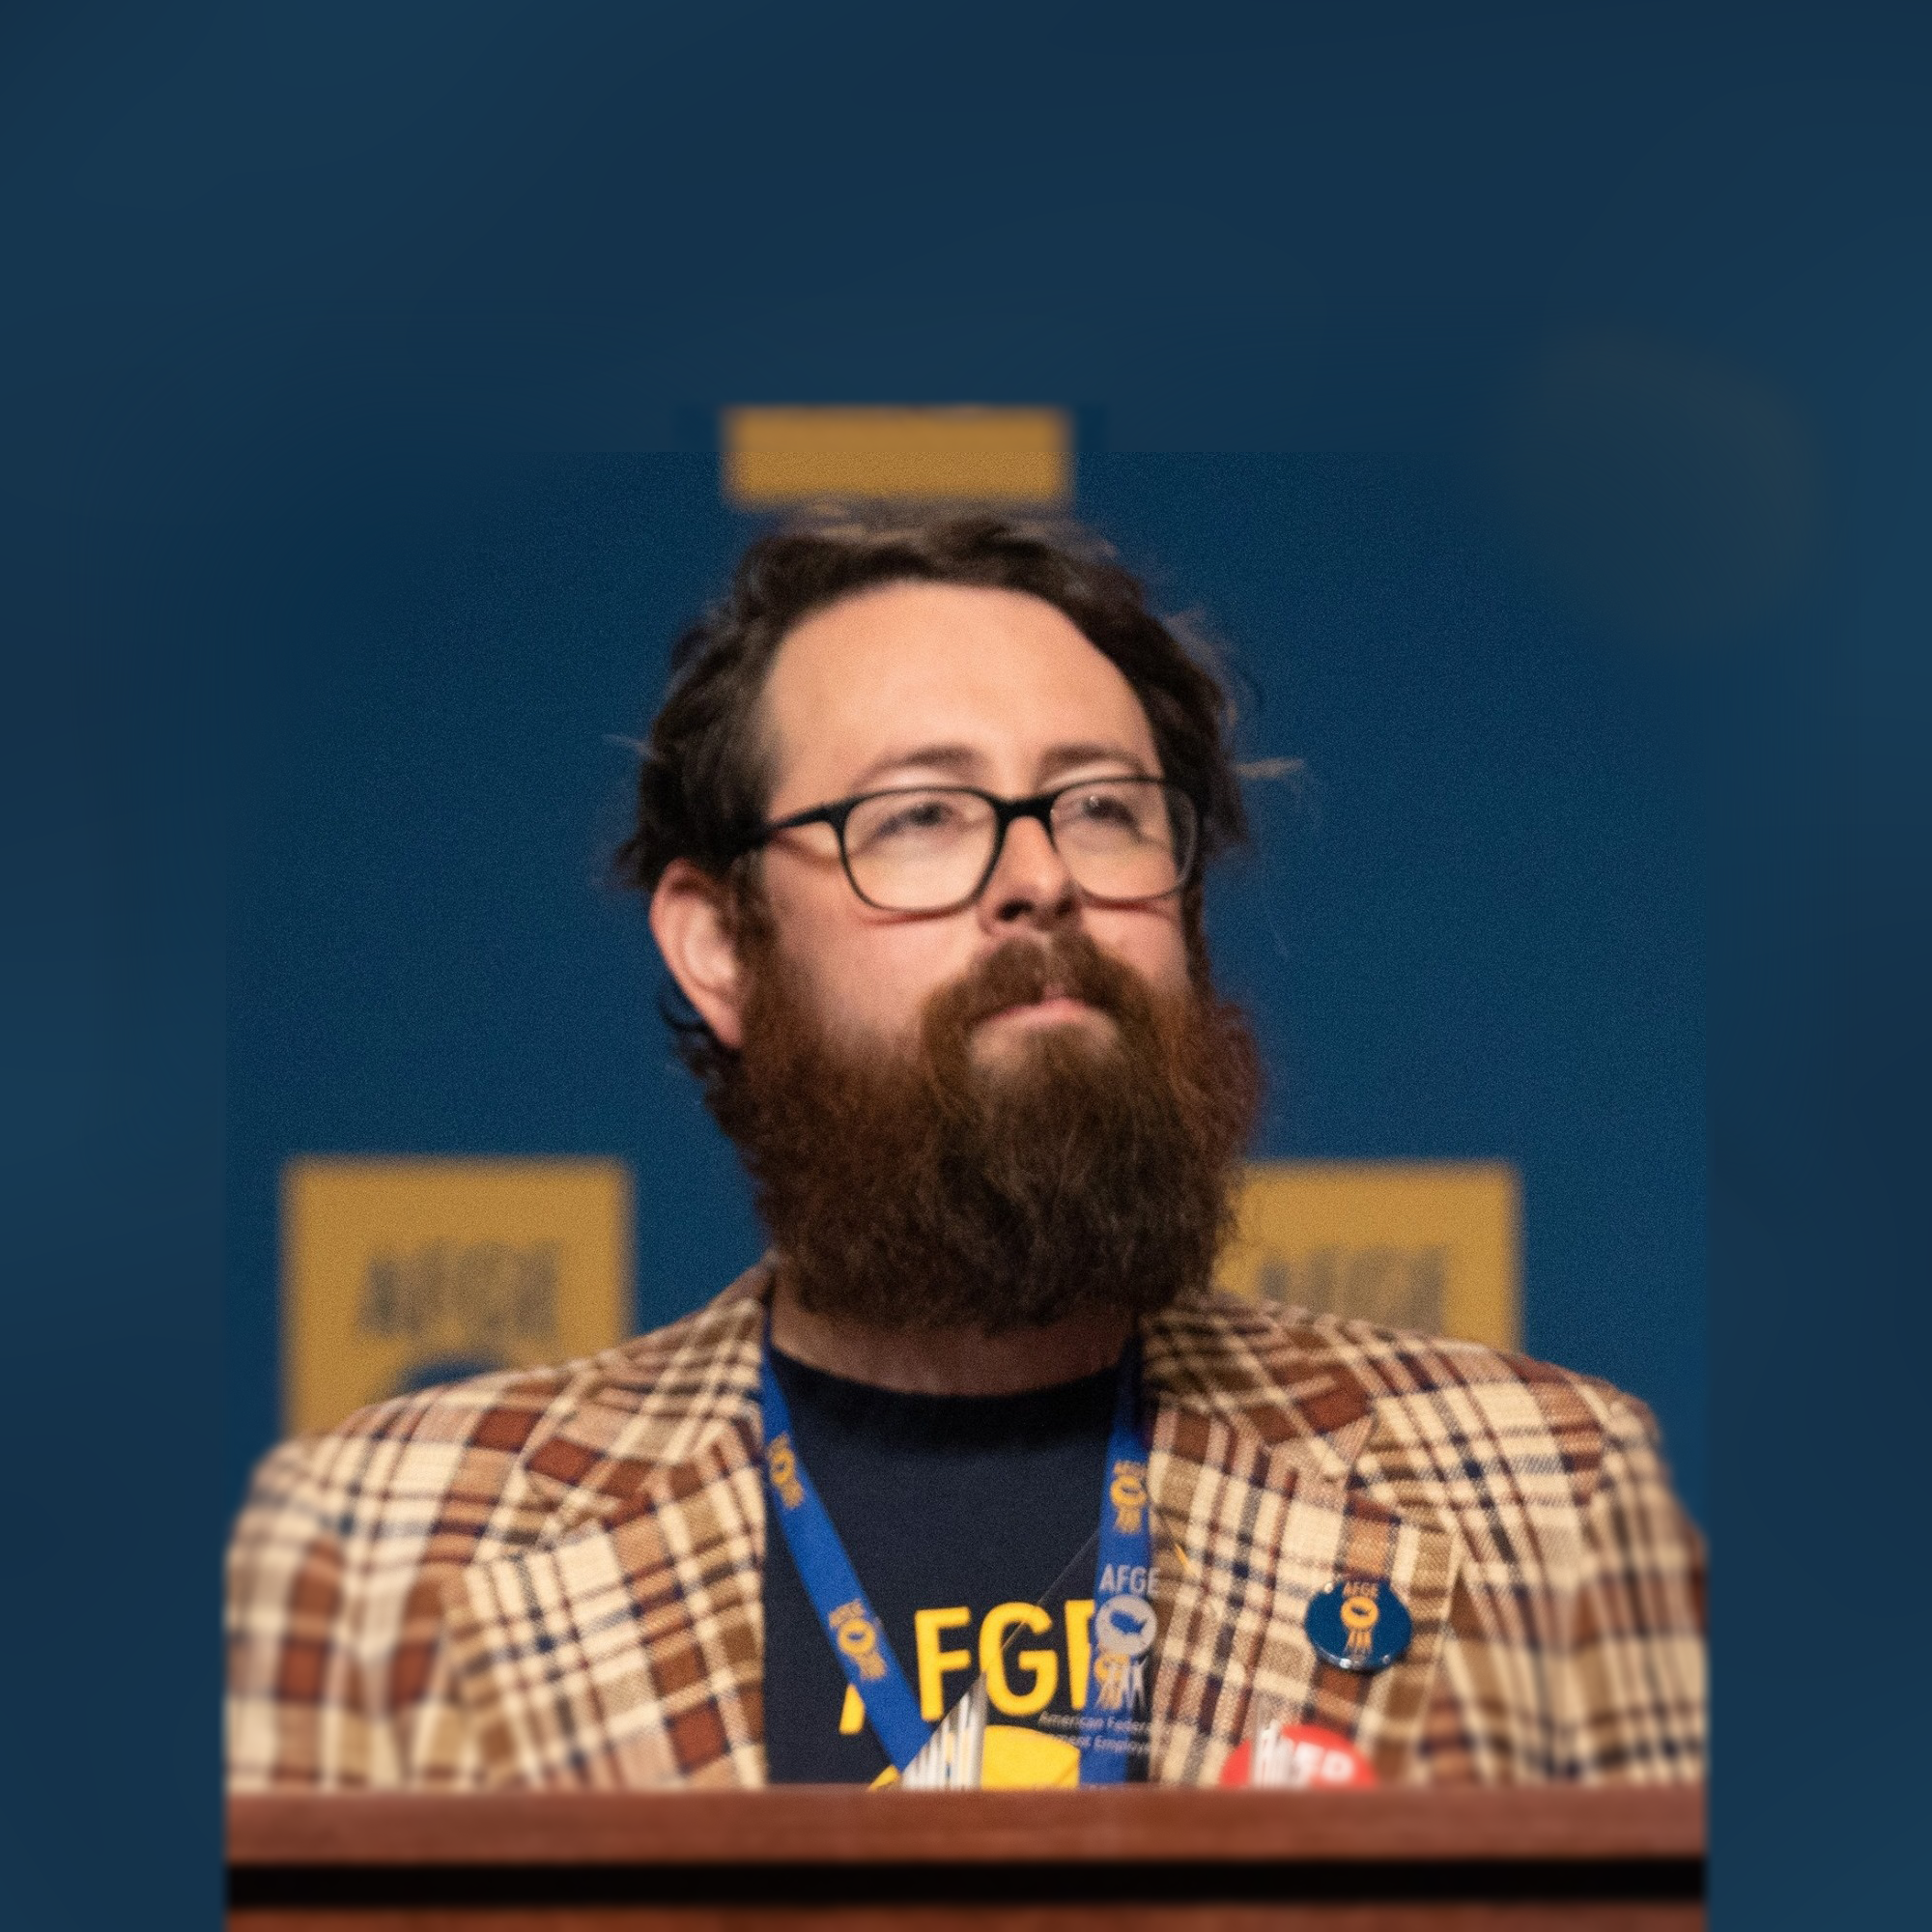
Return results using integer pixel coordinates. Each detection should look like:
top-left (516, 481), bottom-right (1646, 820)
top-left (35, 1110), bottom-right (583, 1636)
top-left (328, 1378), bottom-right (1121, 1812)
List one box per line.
top-left (649, 860), bottom-right (750, 1050)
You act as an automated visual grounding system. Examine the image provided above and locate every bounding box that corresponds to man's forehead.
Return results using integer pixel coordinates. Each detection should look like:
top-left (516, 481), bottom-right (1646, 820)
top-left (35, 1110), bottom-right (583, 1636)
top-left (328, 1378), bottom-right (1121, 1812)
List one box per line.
top-left (756, 581), bottom-right (1160, 804)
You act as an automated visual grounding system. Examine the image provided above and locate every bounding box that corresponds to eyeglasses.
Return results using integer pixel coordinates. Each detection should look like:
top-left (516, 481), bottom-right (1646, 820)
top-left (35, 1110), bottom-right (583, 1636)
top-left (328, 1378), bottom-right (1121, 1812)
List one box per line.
top-left (738, 777), bottom-right (1201, 915)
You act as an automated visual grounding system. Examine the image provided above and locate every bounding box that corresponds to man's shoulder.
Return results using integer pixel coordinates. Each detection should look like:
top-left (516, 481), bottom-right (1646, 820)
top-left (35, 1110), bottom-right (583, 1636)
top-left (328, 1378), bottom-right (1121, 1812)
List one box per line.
top-left (239, 1267), bottom-right (769, 1547)
top-left (1163, 1290), bottom-right (1640, 1409)
top-left (1153, 1292), bottom-right (1662, 1500)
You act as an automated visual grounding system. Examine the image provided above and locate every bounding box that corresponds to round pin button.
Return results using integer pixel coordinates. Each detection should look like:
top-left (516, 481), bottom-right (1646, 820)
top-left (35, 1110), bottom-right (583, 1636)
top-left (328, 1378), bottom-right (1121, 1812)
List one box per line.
top-left (1304, 1577), bottom-right (1412, 1674)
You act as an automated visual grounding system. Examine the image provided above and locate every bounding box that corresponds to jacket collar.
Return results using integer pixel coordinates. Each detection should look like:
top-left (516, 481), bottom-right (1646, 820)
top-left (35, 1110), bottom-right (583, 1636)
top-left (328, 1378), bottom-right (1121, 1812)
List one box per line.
top-left (1141, 1294), bottom-right (1377, 1487)
top-left (517, 1268), bottom-right (1378, 1536)
top-left (515, 1267), bottom-right (768, 1536)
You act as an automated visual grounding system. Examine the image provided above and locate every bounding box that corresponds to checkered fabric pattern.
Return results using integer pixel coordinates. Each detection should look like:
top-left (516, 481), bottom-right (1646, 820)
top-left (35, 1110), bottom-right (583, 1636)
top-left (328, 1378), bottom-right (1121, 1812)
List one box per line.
top-left (227, 1265), bottom-right (1705, 1788)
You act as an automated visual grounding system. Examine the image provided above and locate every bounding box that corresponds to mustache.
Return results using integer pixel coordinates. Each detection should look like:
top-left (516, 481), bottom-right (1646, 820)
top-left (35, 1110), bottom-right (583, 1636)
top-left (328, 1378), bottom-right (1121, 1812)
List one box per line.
top-left (924, 931), bottom-right (1146, 1038)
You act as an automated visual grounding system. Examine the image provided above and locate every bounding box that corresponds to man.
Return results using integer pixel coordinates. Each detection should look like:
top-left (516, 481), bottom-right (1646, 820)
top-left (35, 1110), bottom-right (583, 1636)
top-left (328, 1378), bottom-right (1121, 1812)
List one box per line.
top-left (226, 513), bottom-right (1705, 1791)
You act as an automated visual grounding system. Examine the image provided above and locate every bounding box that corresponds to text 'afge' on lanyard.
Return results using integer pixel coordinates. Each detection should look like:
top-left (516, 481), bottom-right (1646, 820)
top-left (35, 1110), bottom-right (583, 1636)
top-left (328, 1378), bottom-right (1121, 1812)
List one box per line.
top-left (757, 1326), bottom-right (1155, 1786)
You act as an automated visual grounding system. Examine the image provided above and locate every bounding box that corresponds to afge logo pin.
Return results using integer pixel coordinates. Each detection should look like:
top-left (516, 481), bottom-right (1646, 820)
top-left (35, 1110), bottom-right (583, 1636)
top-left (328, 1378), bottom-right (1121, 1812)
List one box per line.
top-left (1303, 1577), bottom-right (1412, 1674)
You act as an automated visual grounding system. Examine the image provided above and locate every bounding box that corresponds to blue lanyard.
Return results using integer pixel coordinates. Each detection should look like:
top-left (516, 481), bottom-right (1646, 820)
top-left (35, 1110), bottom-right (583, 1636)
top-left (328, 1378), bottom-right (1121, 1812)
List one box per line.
top-left (1077, 1339), bottom-right (1153, 1786)
top-left (758, 1342), bottom-right (931, 1770)
top-left (757, 1327), bottom-right (1154, 1783)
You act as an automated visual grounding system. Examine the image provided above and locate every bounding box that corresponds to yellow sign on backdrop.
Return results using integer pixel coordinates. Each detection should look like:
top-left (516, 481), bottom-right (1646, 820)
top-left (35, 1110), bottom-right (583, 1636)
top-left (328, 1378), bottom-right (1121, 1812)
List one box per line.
top-left (722, 407), bottom-right (1072, 507)
top-left (1218, 1161), bottom-right (1520, 1349)
top-left (283, 1158), bottom-right (632, 1437)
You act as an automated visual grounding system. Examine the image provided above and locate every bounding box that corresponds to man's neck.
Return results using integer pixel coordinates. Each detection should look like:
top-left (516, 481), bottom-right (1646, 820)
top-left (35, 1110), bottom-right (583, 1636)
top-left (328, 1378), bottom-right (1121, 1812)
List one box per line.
top-left (768, 1272), bottom-right (1131, 1396)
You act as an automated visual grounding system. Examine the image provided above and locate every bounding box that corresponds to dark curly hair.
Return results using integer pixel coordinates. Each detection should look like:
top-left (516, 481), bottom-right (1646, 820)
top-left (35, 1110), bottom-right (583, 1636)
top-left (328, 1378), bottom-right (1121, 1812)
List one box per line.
top-left (613, 509), bottom-right (1246, 898)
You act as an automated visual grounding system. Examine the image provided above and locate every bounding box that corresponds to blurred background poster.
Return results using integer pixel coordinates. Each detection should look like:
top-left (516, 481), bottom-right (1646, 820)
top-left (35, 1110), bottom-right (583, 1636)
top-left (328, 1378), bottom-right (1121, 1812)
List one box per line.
top-left (281, 1157), bottom-right (629, 1435)
top-left (280, 1150), bottom-right (1519, 1439)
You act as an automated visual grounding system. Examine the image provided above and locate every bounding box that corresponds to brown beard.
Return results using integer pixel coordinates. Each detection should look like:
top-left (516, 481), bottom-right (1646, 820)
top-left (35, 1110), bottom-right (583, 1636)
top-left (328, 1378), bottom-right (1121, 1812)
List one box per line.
top-left (706, 920), bottom-right (1264, 1335)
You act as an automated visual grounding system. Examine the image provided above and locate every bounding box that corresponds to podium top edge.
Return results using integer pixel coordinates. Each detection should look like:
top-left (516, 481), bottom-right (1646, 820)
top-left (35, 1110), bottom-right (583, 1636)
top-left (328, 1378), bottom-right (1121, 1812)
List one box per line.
top-left (229, 1784), bottom-right (1705, 1868)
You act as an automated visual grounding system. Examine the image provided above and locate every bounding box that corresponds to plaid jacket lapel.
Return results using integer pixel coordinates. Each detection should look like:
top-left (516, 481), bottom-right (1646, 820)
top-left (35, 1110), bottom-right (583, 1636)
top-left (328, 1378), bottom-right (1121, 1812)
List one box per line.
top-left (439, 1280), bottom-right (773, 1788)
top-left (1142, 1296), bottom-right (1461, 1786)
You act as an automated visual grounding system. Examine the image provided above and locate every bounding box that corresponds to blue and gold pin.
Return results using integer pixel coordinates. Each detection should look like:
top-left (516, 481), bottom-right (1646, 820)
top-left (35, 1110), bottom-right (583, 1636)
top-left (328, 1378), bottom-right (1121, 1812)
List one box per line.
top-left (1304, 1577), bottom-right (1412, 1674)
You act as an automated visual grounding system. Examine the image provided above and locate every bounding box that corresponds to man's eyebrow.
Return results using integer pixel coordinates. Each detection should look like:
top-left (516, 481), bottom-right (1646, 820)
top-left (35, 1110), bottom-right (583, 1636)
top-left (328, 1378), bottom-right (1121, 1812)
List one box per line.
top-left (845, 741), bottom-right (1157, 794)
top-left (1035, 742), bottom-right (1156, 783)
top-left (846, 743), bottom-right (984, 790)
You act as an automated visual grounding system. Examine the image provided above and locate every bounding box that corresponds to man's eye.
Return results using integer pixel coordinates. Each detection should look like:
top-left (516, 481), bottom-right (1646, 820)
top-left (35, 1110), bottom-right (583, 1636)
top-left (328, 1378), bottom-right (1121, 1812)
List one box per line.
top-left (863, 797), bottom-right (965, 843)
top-left (1070, 790), bottom-right (1145, 831)
top-left (884, 801), bottom-right (952, 833)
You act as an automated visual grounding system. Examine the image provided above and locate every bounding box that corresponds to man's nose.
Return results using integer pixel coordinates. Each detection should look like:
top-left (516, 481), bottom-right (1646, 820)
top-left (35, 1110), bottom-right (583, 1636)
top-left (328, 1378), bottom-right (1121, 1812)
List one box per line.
top-left (979, 813), bottom-right (1080, 929)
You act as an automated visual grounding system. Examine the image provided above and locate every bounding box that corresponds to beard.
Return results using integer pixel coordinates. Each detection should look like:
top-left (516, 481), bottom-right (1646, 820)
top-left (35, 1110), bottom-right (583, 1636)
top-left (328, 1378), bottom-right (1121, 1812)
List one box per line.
top-left (705, 919), bottom-right (1264, 1335)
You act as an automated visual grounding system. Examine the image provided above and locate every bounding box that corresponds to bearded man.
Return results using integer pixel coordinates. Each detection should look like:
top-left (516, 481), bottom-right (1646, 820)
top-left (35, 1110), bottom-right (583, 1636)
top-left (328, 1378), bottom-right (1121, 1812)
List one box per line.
top-left (226, 514), bottom-right (1706, 1792)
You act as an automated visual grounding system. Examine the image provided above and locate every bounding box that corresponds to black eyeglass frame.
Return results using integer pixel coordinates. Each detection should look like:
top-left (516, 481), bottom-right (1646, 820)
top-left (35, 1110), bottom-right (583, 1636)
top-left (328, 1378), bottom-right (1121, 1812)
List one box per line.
top-left (734, 778), bottom-right (1202, 914)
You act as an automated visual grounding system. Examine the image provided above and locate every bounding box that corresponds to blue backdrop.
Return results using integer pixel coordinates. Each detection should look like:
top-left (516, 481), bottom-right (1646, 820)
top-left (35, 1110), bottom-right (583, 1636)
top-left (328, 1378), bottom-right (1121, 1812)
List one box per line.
top-left (12, 7), bottom-right (1927, 1927)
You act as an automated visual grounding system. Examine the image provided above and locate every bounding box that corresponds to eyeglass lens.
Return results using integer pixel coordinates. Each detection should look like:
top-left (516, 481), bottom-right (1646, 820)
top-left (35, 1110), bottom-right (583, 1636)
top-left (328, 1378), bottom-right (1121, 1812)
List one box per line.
top-left (840, 781), bottom-right (1196, 912)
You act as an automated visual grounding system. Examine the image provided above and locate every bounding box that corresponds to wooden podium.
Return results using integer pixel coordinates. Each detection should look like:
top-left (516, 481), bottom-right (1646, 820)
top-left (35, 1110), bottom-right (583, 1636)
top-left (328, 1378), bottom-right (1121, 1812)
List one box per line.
top-left (229, 1784), bottom-right (1704, 1929)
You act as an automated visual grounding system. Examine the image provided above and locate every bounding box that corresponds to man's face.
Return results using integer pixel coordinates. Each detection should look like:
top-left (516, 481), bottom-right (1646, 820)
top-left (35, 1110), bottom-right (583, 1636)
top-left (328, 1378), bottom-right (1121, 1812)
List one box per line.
top-left (750, 581), bottom-right (1192, 1064)
top-left (653, 575), bottom-right (1262, 1332)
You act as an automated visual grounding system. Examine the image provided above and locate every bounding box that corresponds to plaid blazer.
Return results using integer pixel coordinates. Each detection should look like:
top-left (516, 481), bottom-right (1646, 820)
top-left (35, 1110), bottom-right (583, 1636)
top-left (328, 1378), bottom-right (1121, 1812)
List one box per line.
top-left (226, 1266), bottom-right (1705, 1789)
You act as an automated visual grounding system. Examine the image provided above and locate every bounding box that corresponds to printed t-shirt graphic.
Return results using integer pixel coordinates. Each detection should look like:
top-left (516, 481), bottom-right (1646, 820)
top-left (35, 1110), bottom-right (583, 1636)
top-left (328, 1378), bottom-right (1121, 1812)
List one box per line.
top-left (760, 1349), bottom-right (1151, 1787)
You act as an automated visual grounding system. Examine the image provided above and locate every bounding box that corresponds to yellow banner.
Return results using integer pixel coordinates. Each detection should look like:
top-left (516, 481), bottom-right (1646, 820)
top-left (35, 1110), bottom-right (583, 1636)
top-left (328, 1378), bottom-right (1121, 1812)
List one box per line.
top-left (1218, 1161), bottom-right (1520, 1349)
top-left (722, 407), bottom-right (1071, 506)
top-left (282, 1158), bottom-right (631, 1436)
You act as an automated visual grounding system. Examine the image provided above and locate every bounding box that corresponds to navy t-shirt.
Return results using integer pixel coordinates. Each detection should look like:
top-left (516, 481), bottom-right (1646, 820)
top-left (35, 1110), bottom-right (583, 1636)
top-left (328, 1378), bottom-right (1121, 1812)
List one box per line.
top-left (760, 1347), bottom-right (1140, 1787)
